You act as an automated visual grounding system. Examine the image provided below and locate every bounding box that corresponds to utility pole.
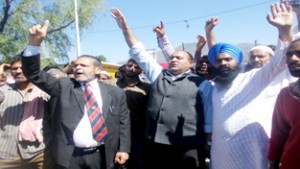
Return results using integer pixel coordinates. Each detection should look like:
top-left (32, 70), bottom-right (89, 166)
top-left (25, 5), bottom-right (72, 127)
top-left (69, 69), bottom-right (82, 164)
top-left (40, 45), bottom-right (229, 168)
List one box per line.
top-left (146, 48), bottom-right (156, 61)
top-left (74, 0), bottom-right (81, 57)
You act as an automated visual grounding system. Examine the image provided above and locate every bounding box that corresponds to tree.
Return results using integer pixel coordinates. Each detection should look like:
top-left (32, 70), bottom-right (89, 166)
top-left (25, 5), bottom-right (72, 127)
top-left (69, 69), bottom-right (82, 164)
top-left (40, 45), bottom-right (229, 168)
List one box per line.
top-left (0, 0), bottom-right (105, 63)
top-left (97, 54), bottom-right (107, 62)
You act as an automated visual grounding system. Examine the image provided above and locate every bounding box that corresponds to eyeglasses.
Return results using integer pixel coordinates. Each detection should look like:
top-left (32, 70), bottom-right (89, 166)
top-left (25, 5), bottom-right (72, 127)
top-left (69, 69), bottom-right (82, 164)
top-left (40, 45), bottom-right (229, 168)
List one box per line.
top-left (286, 50), bottom-right (300, 58)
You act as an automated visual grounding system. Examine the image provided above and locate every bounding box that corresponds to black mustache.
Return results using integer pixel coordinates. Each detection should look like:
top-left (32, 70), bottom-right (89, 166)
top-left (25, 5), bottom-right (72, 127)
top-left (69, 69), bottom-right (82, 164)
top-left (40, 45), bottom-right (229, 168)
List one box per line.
top-left (288, 61), bottom-right (300, 67)
top-left (219, 66), bottom-right (232, 71)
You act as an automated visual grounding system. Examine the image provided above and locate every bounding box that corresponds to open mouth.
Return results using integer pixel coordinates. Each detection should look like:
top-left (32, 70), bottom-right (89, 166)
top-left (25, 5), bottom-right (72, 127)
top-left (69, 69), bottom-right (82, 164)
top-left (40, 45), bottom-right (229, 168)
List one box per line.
top-left (75, 72), bottom-right (84, 77)
top-left (200, 65), bottom-right (208, 68)
top-left (289, 61), bottom-right (300, 70)
top-left (15, 75), bottom-right (25, 79)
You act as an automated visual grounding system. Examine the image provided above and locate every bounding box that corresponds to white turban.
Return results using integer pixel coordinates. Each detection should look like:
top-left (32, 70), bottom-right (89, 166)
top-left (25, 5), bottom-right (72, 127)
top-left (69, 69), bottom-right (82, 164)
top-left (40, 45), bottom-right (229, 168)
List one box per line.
top-left (100, 70), bottom-right (110, 77)
top-left (248, 45), bottom-right (274, 56)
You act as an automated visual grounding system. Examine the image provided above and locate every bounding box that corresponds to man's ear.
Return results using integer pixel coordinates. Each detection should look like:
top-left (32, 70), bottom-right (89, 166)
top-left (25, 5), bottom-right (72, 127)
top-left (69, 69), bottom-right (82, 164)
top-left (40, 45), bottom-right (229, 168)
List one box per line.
top-left (189, 60), bottom-right (194, 68)
top-left (95, 67), bottom-right (101, 77)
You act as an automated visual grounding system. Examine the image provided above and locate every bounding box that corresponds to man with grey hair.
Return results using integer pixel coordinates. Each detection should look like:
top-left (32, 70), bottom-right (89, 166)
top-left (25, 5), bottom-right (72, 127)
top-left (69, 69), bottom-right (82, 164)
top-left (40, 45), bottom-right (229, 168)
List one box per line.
top-left (245, 45), bottom-right (297, 139)
top-left (244, 45), bottom-right (274, 72)
top-left (21, 20), bottom-right (131, 169)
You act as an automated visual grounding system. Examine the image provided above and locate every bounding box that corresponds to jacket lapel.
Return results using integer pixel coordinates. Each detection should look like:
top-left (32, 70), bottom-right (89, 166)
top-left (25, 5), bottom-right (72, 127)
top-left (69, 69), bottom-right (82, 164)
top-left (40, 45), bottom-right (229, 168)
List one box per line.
top-left (99, 83), bottom-right (111, 117)
top-left (73, 81), bottom-right (85, 114)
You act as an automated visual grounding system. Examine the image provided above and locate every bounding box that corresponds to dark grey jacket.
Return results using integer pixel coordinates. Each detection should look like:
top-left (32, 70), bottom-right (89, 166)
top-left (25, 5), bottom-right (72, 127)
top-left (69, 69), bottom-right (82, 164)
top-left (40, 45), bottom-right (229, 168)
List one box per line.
top-left (145, 70), bottom-right (205, 147)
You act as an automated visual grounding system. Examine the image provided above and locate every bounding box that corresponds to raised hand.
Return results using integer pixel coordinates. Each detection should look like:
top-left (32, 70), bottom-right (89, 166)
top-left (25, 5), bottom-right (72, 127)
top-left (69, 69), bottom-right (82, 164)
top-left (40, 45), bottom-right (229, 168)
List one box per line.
top-left (0, 63), bottom-right (11, 72)
top-left (267, 2), bottom-right (293, 41)
top-left (111, 8), bottom-right (128, 31)
top-left (111, 8), bottom-right (138, 47)
top-left (0, 63), bottom-right (10, 81)
top-left (28, 20), bottom-right (49, 46)
top-left (267, 2), bottom-right (293, 28)
top-left (205, 17), bottom-right (218, 48)
top-left (205, 17), bottom-right (218, 34)
top-left (196, 35), bottom-right (207, 52)
top-left (153, 21), bottom-right (165, 38)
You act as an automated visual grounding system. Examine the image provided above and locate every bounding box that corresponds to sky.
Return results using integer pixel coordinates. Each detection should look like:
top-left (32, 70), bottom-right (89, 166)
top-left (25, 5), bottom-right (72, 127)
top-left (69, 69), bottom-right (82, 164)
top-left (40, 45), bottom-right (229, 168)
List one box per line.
top-left (67, 0), bottom-right (292, 64)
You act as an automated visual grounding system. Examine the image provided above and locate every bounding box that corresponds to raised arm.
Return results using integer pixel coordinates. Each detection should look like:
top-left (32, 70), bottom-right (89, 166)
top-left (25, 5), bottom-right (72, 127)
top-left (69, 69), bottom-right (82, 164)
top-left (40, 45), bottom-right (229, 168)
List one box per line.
top-left (22, 20), bottom-right (62, 96)
top-left (240, 2), bottom-right (293, 97)
top-left (112, 8), bottom-right (162, 83)
top-left (194, 35), bottom-right (207, 62)
top-left (205, 17), bottom-right (218, 48)
top-left (153, 21), bottom-right (175, 61)
top-left (111, 8), bottom-right (138, 48)
top-left (0, 63), bottom-right (10, 83)
top-left (153, 20), bottom-right (165, 39)
top-left (28, 20), bottom-right (49, 47)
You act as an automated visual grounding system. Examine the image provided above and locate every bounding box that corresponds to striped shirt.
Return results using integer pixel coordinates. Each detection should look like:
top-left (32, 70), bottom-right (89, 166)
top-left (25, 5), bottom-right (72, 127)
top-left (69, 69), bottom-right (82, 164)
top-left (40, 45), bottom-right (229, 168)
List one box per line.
top-left (0, 84), bottom-right (51, 160)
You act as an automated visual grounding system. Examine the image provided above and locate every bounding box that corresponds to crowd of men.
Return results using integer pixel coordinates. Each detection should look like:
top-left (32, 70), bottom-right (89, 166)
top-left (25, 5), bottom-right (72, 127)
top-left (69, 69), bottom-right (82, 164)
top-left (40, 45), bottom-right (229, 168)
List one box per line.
top-left (0, 2), bottom-right (299, 169)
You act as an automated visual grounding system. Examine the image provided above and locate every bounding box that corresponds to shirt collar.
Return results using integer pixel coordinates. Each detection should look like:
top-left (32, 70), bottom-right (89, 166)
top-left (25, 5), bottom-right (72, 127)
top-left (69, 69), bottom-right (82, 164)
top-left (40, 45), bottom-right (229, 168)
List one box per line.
top-left (165, 69), bottom-right (191, 81)
top-left (81, 79), bottom-right (98, 89)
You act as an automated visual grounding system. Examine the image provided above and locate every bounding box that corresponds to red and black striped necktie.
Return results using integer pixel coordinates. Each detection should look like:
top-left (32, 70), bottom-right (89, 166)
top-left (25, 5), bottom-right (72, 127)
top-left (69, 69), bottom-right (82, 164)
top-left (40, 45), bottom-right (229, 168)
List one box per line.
top-left (83, 83), bottom-right (107, 142)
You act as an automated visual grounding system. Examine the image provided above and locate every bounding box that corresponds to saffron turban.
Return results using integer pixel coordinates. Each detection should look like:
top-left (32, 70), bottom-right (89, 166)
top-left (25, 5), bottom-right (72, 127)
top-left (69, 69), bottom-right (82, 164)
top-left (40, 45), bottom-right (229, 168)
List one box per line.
top-left (208, 43), bottom-right (243, 66)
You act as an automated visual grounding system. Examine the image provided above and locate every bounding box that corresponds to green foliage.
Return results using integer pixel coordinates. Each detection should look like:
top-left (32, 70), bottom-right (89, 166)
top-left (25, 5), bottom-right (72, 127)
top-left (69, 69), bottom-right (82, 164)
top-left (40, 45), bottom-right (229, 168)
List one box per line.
top-left (97, 55), bottom-right (107, 62)
top-left (0, 0), bottom-right (105, 63)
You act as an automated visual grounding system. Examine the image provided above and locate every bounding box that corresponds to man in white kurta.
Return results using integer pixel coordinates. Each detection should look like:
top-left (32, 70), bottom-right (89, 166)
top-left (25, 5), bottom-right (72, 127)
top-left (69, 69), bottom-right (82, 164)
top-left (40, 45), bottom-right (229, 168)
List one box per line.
top-left (242, 46), bottom-right (297, 138)
top-left (209, 3), bottom-right (294, 169)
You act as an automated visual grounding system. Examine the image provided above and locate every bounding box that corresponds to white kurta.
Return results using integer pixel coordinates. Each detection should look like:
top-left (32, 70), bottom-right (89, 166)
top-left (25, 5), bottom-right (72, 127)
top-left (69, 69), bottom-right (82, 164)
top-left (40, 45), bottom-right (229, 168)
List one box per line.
top-left (210, 40), bottom-right (293, 169)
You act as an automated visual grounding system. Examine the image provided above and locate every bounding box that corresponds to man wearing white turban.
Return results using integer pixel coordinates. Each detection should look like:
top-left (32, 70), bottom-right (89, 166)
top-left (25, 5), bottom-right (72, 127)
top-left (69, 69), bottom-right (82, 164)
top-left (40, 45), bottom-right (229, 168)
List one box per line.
top-left (244, 45), bottom-right (274, 72)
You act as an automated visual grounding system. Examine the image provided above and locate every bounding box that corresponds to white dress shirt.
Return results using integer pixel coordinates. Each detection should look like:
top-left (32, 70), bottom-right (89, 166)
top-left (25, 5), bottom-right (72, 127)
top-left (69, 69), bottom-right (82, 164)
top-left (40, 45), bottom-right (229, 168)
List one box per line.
top-left (73, 79), bottom-right (104, 148)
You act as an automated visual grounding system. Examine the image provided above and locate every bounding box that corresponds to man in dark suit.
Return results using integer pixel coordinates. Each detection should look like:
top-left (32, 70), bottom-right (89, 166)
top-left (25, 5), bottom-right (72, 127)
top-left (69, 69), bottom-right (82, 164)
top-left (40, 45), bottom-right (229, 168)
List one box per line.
top-left (21, 20), bottom-right (131, 169)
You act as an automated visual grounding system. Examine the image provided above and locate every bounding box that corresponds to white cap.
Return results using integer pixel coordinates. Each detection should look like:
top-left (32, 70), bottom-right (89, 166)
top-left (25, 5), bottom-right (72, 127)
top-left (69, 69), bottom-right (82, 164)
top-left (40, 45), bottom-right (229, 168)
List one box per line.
top-left (100, 71), bottom-right (110, 77)
top-left (248, 45), bottom-right (274, 56)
